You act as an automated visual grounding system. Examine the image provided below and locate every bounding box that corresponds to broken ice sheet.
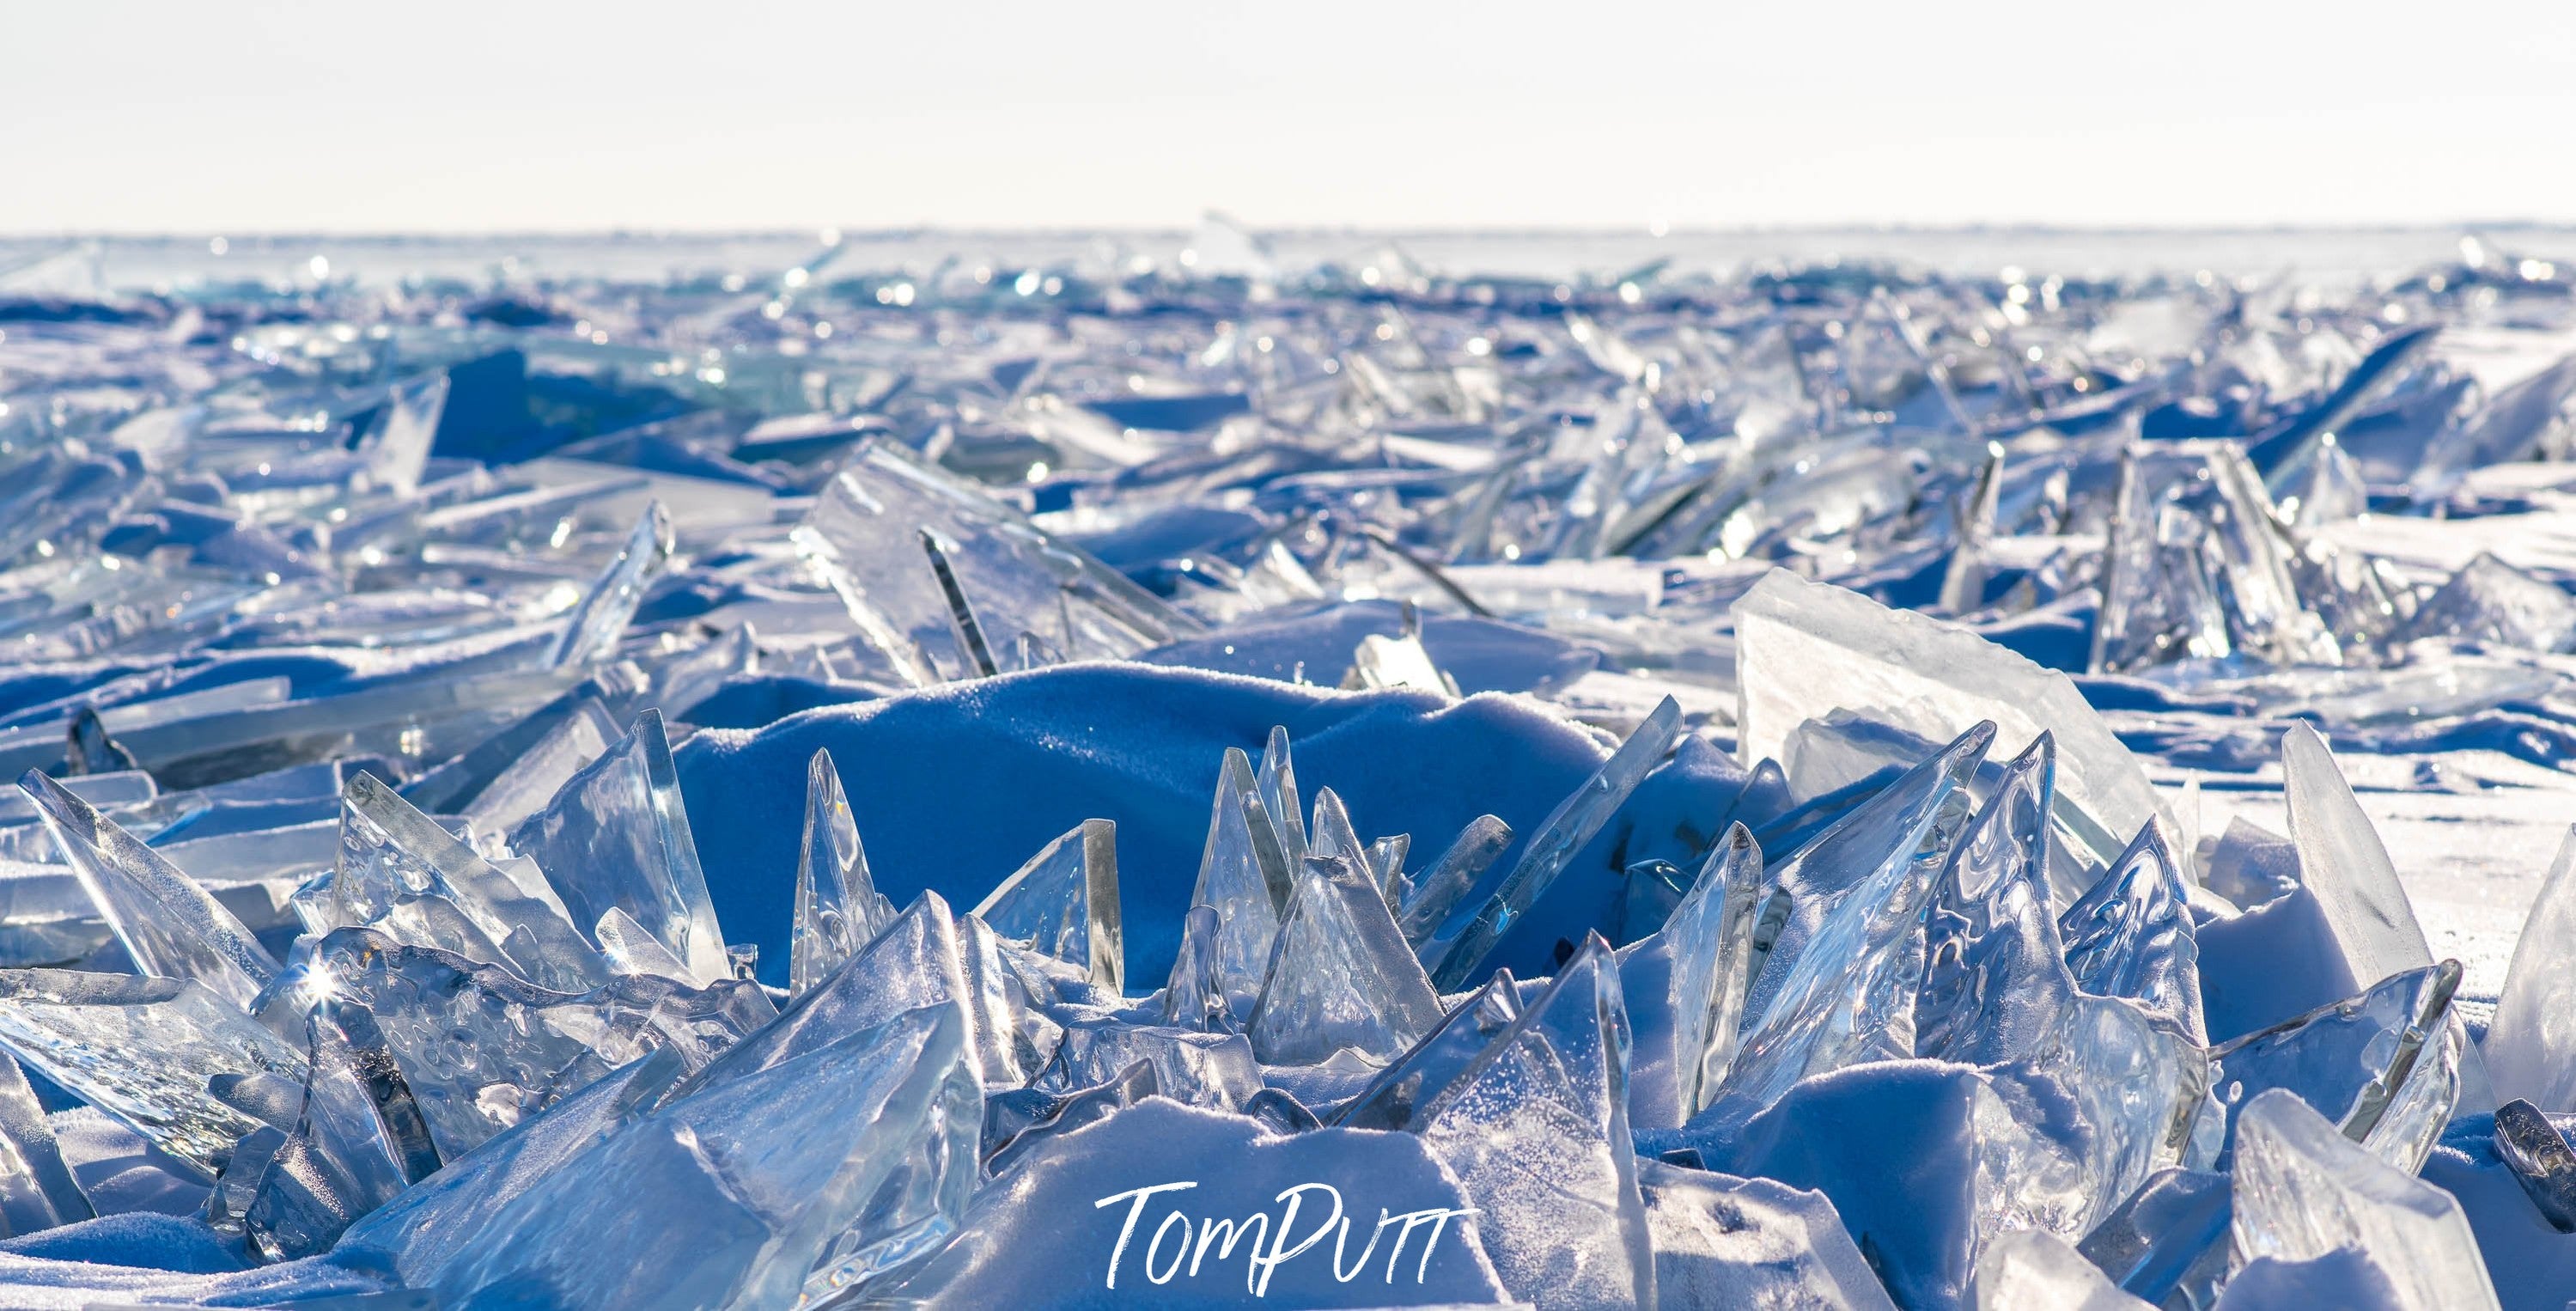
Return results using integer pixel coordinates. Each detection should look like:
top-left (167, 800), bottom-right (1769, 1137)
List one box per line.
top-left (1639, 1156), bottom-right (1896, 1309)
top-left (2194, 960), bottom-right (2465, 1174)
top-left (334, 771), bottom-right (604, 994)
top-left (507, 709), bottom-right (730, 986)
top-left (1731, 568), bottom-right (2171, 876)
top-left (1970, 1228), bottom-right (2151, 1311)
top-left (2393, 551), bottom-right (2576, 651)
top-left (2228, 1088), bottom-right (2501, 1311)
top-left (971, 818), bottom-right (1122, 992)
top-left (1245, 853), bottom-right (1443, 1065)
top-left (433, 1004), bottom-right (978, 1311)
top-left (20, 769), bottom-right (281, 1011)
top-left (1410, 934), bottom-right (1654, 1311)
top-left (0, 1052), bottom-right (89, 1235)
top-left (0, 969), bottom-right (304, 1177)
top-left (792, 438), bottom-right (1197, 684)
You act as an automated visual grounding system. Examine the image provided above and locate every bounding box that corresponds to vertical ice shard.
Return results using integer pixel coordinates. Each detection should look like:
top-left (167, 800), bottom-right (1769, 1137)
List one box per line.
top-left (1732, 567), bottom-right (2170, 875)
top-left (1410, 934), bottom-right (1654, 1311)
top-left (1183, 748), bottom-right (1288, 1022)
top-left (1915, 734), bottom-right (2067, 1065)
top-left (243, 1013), bottom-right (417, 1260)
top-left (1333, 968), bottom-right (1519, 1131)
top-left (0, 970), bottom-right (305, 1177)
top-left (433, 1005), bottom-right (978, 1311)
top-left (20, 769), bottom-right (280, 1010)
top-left (2059, 818), bottom-right (2205, 1043)
top-left (1662, 823), bottom-right (1764, 1120)
top-left (918, 527), bottom-right (1002, 678)
top-left (360, 372), bottom-right (447, 498)
top-left (1970, 1229), bottom-right (2153, 1310)
top-left (1254, 724), bottom-right (1306, 863)
top-left (1306, 785), bottom-right (1365, 871)
top-left (1426, 695), bottom-right (1681, 991)
top-left (64, 705), bottom-right (137, 776)
top-left (1160, 905), bottom-right (1228, 1033)
top-left (2281, 723), bottom-right (2493, 1110)
top-left (1367, 833), bottom-right (1411, 901)
top-left (2485, 825), bottom-right (2576, 1110)
top-left (1245, 854), bottom-right (1444, 1064)
top-left (790, 439), bottom-right (1195, 685)
top-left (1716, 723), bottom-right (1990, 1114)
top-left (1938, 443), bottom-right (2004, 616)
top-left (971, 819), bottom-right (1121, 991)
top-left (508, 710), bottom-right (729, 986)
top-left (0, 1054), bottom-right (89, 1235)
top-left (1398, 813), bottom-right (1513, 953)
top-left (791, 748), bottom-right (896, 999)
top-left (2227, 1088), bottom-right (2500, 1311)
top-left (545, 499), bottom-right (674, 669)
top-left (338, 771), bottom-right (604, 994)
top-left (2195, 961), bottom-right (2465, 1174)
top-left (2492, 1098), bottom-right (2576, 1233)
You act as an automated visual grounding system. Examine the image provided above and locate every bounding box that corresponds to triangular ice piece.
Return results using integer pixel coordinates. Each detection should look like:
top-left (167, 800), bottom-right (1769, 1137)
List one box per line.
top-left (545, 498), bottom-right (673, 669)
top-left (508, 709), bottom-right (729, 986)
top-left (1331, 968), bottom-right (1519, 1131)
top-left (2482, 825), bottom-right (2576, 1110)
top-left (791, 748), bottom-right (896, 998)
top-left (1182, 747), bottom-right (1289, 1022)
top-left (338, 771), bottom-right (604, 993)
top-left (20, 769), bottom-right (280, 1010)
top-left (1254, 724), bottom-right (1306, 863)
top-left (1653, 822), bottom-right (1764, 1122)
top-left (2060, 818), bottom-right (2205, 1042)
top-left (1246, 854), bottom-right (1444, 1064)
top-left (972, 819), bottom-right (1121, 992)
top-left (1915, 735), bottom-right (2071, 1066)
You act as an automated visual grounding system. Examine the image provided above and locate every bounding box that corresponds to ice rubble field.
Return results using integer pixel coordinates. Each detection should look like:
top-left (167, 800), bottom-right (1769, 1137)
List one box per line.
top-left (4, 231), bottom-right (2576, 1310)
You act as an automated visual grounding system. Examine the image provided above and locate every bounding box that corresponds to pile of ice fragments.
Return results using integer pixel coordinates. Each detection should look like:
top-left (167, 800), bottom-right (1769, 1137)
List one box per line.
top-left (0, 227), bottom-right (2573, 1308)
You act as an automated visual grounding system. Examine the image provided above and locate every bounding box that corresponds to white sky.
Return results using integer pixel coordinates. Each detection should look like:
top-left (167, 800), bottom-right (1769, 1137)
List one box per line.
top-left (8, 0), bottom-right (2574, 233)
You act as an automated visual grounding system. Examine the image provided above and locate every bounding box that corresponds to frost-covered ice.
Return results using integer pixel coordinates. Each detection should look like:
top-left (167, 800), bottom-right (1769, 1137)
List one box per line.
top-left (0, 228), bottom-right (2573, 1306)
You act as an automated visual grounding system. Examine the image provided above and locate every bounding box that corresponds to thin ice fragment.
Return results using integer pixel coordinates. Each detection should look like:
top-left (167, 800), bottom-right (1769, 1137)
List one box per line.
top-left (64, 706), bottom-right (137, 776)
top-left (971, 819), bottom-right (1121, 991)
top-left (1427, 695), bottom-right (1681, 991)
top-left (1246, 854), bottom-right (1445, 1064)
top-left (1254, 724), bottom-right (1306, 863)
top-left (1032, 1017), bottom-right (1262, 1109)
top-left (1183, 748), bottom-right (1289, 1021)
top-left (508, 709), bottom-right (729, 986)
top-left (1160, 905), bottom-right (1228, 1032)
top-left (1915, 734), bottom-right (2067, 1066)
top-left (2493, 1098), bottom-right (2576, 1233)
top-left (244, 1012), bottom-right (417, 1260)
top-left (337, 771), bottom-right (604, 993)
top-left (1398, 814), bottom-right (1513, 952)
top-left (0, 969), bottom-right (305, 1177)
top-left (1733, 568), bottom-right (2170, 874)
top-left (595, 906), bottom-right (692, 980)
top-left (20, 769), bottom-right (281, 1010)
top-left (0, 1054), bottom-right (89, 1235)
top-left (2194, 960), bottom-right (2465, 1174)
top-left (2485, 824), bottom-right (2576, 1110)
top-left (919, 527), bottom-right (1002, 678)
top-left (1334, 968), bottom-right (1519, 1131)
top-left (2059, 818), bottom-right (2205, 1043)
top-left (2227, 1088), bottom-right (2500, 1311)
top-left (1661, 822), bottom-right (1764, 1120)
top-left (1970, 1228), bottom-right (2152, 1310)
top-left (545, 498), bottom-right (673, 669)
top-left (791, 748), bottom-right (895, 998)
top-left (1411, 934), bottom-right (1654, 1311)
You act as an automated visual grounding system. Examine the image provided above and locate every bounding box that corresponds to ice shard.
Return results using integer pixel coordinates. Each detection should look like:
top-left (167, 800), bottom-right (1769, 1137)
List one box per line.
top-left (1254, 723), bottom-right (1306, 863)
top-left (791, 438), bottom-right (1195, 684)
top-left (2059, 818), bottom-right (2205, 1043)
top-left (2074, 1167), bottom-right (2233, 1309)
top-left (64, 706), bottom-right (137, 776)
top-left (1716, 723), bottom-right (1990, 1114)
top-left (2195, 961), bottom-right (2465, 1174)
top-left (0, 969), bottom-right (304, 1177)
top-left (243, 1014), bottom-right (417, 1260)
top-left (791, 748), bottom-right (895, 998)
top-left (1398, 813), bottom-right (1513, 953)
top-left (1032, 1018), bottom-right (1262, 1109)
top-left (1246, 854), bottom-right (1445, 1064)
top-left (1426, 695), bottom-right (1681, 991)
top-left (2493, 1097), bottom-right (2576, 1233)
top-left (2227, 1088), bottom-right (2500, 1311)
top-left (2394, 551), bottom-right (2576, 651)
top-left (457, 698), bottom-right (619, 851)
top-left (278, 927), bottom-right (773, 1161)
top-left (1160, 904), bottom-right (1229, 1033)
top-left (336, 771), bottom-right (604, 994)
top-left (1915, 734), bottom-right (2067, 1066)
top-left (358, 371), bottom-right (446, 498)
top-left (507, 709), bottom-right (730, 987)
top-left (1658, 822), bottom-right (1763, 1121)
top-left (545, 498), bottom-right (674, 669)
top-left (1333, 968), bottom-right (1519, 1131)
top-left (0, 1054), bottom-right (88, 1235)
top-left (432, 1005), bottom-right (978, 1311)
top-left (1410, 934), bottom-right (1654, 1311)
top-left (972, 818), bottom-right (1122, 992)
top-left (1970, 1228), bottom-right (2153, 1311)
top-left (2485, 825), bottom-right (2576, 1111)
top-left (1183, 747), bottom-right (1289, 1021)
top-left (2281, 723), bottom-right (2492, 1110)
top-left (20, 769), bottom-right (280, 1011)
top-left (1732, 568), bottom-right (2170, 875)
top-left (594, 906), bottom-right (693, 980)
